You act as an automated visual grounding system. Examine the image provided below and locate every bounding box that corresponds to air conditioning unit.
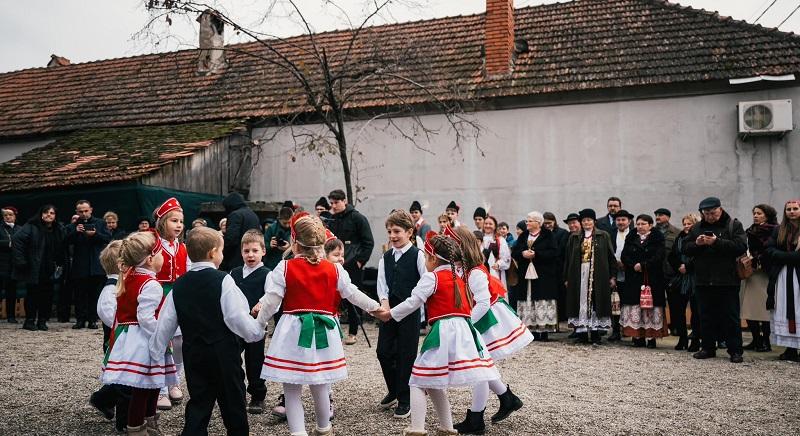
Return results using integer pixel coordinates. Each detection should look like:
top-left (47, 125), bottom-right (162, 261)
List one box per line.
top-left (738, 99), bottom-right (793, 137)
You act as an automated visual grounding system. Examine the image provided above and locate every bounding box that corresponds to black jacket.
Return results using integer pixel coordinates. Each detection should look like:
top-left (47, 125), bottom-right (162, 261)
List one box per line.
top-left (764, 226), bottom-right (800, 309)
top-left (221, 192), bottom-right (260, 271)
top-left (12, 219), bottom-right (66, 285)
top-left (596, 214), bottom-right (616, 234)
top-left (327, 204), bottom-right (374, 271)
top-left (682, 211), bottom-right (747, 287)
top-left (0, 222), bottom-right (18, 278)
top-left (511, 228), bottom-right (560, 300)
top-left (65, 215), bottom-right (111, 278)
top-left (620, 230), bottom-right (666, 307)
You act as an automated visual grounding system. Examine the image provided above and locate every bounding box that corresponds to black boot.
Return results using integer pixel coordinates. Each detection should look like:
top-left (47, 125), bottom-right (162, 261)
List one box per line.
top-left (491, 385), bottom-right (523, 423)
top-left (22, 319), bottom-right (36, 331)
top-left (632, 338), bottom-right (646, 348)
top-left (675, 336), bottom-right (688, 350)
top-left (590, 330), bottom-right (601, 345)
top-left (757, 323), bottom-right (772, 352)
top-left (454, 409), bottom-right (486, 434)
top-left (687, 338), bottom-right (700, 352)
top-left (574, 332), bottom-right (589, 344)
top-left (540, 332), bottom-right (549, 342)
top-left (743, 320), bottom-right (760, 350)
top-left (608, 316), bottom-right (621, 342)
top-left (778, 347), bottom-right (798, 361)
top-left (37, 320), bottom-right (48, 331)
top-left (646, 338), bottom-right (657, 349)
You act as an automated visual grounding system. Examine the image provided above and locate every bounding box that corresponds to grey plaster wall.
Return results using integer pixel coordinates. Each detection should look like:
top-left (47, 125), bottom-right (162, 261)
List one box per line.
top-left (251, 88), bottom-right (800, 265)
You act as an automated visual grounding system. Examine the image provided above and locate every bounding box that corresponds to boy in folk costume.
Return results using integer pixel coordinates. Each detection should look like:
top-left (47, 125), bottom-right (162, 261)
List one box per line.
top-left (101, 231), bottom-right (178, 436)
top-left (149, 227), bottom-right (266, 436)
top-left (410, 201), bottom-right (431, 247)
top-left (253, 213), bottom-right (380, 436)
top-left (375, 210), bottom-right (428, 419)
top-left (153, 197), bottom-right (190, 409)
top-left (374, 232), bottom-right (500, 436)
top-left (445, 201), bottom-right (461, 228)
top-left (449, 226), bottom-right (531, 434)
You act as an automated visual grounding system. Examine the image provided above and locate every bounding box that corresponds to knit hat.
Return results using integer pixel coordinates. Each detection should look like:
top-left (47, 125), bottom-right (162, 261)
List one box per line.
top-left (315, 197), bottom-right (330, 209)
top-left (473, 207), bottom-right (487, 219)
top-left (410, 201), bottom-right (422, 213)
top-left (578, 208), bottom-right (597, 221)
top-left (446, 201), bottom-right (460, 212)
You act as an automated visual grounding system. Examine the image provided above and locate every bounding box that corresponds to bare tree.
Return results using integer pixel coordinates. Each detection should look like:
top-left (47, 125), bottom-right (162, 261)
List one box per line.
top-left (144, 0), bottom-right (482, 203)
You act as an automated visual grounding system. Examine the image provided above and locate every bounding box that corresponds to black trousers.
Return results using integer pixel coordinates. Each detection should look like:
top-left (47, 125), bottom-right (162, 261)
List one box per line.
top-left (376, 300), bottom-right (420, 407)
top-left (696, 286), bottom-right (743, 355)
top-left (93, 384), bottom-right (132, 430)
top-left (344, 267), bottom-right (364, 335)
top-left (182, 340), bottom-right (248, 436)
top-left (57, 278), bottom-right (75, 321)
top-left (74, 275), bottom-right (104, 323)
top-left (24, 282), bottom-right (54, 322)
top-left (667, 291), bottom-right (690, 338)
top-left (2, 276), bottom-right (16, 319)
top-left (689, 293), bottom-right (701, 339)
top-left (240, 338), bottom-right (267, 401)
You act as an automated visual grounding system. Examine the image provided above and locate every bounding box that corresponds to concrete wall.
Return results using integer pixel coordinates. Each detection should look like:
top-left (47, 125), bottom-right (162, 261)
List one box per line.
top-left (0, 138), bottom-right (54, 164)
top-left (250, 88), bottom-right (800, 265)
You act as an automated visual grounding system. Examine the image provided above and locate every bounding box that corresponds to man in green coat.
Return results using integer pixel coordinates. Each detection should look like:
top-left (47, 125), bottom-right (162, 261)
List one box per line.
top-left (563, 208), bottom-right (617, 345)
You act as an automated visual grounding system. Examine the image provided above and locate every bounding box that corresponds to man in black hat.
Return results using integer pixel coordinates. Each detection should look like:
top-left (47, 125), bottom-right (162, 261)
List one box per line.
top-left (597, 197), bottom-right (622, 233)
top-left (445, 201), bottom-right (461, 228)
top-left (563, 213), bottom-right (581, 234)
top-left (683, 197), bottom-right (747, 363)
top-left (409, 201), bottom-right (431, 238)
top-left (473, 207), bottom-right (487, 232)
top-left (654, 208), bottom-right (682, 338)
top-left (608, 209), bottom-right (634, 341)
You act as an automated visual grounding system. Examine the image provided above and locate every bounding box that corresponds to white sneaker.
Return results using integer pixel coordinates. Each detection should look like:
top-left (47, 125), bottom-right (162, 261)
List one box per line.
top-left (168, 385), bottom-right (183, 404)
top-left (156, 394), bottom-right (172, 411)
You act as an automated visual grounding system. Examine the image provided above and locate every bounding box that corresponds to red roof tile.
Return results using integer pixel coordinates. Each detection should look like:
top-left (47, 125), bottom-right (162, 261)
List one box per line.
top-left (1, 0), bottom-right (799, 138)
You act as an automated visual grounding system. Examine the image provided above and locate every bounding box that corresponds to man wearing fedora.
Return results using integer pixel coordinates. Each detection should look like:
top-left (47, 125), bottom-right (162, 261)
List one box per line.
top-left (608, 209), bottom-right (634, 341)
top-left (683, 197), bottom-right (747, 363)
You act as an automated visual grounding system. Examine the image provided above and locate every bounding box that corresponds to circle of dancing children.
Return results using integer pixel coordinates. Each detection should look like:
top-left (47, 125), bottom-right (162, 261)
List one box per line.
top-left (374, 231), bottom-right (501, 436)
top-left (450, 225), bottom-right (532, 434)
top-left (153, 197), bottom-right (190, 410)
top-left (100, 231), bottom-right (178, 436)
top-left (254, 213), bottom-right (380, 436)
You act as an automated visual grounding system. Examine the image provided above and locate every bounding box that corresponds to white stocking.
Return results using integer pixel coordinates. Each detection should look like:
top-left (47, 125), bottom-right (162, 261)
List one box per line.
top-left (309, 384), bottom-right (331, 430)
top-left (171, 335), bottom-right (184, 388)
top-left (409, 387), bottom-right (427, 431)
top-left (284, 383), bottom-right (306, 434)
top-left (488, 378), bottom-right (507, 395)
top-left (471, 382), bottom-right (490, 412)
top-left (428, 388), bottom-right (454, 431)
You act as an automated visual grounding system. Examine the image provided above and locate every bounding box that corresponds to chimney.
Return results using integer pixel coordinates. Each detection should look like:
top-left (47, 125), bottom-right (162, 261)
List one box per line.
top-left (484, 0), bottom-right (514, 77)
top-left (47, 54), bottom-right (71, 68)
top-left (197, 9), bottom-right (226, 74)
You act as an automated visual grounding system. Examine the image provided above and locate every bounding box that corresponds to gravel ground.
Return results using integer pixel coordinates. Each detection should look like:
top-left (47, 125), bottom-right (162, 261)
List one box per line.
top-left (1, 321), bottom-right (799, 436)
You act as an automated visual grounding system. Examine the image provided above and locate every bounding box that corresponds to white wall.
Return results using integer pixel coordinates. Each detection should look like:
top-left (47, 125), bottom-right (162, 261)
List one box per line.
top-left (0, 138), bottom-right (54, 163)
top-left (251, 88), bottom-right (800, 265)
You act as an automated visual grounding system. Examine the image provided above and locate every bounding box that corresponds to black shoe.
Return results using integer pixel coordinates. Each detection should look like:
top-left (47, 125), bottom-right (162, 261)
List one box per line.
top-left (687, 339), bottom-right (700, 352)
top-left (717, 341), bottom-right (727, 349)
top-left (379, 393), bottom-right (397, 410)
top-left (491, 385), bottom-right (522, 423)
top-left (573, 332), bottom-right (589, 344)
top-left (22, 319), bottom-right (36, 331)
top-left (674, 336), bottom-right (688, 350)
top-left (632, 338), bottom-right (646, 348)
top-left (540, 332), bottom-right (549, 342)
top-left (7, 317), bottom-right (17, 324)
top-left (247, 398), bottom-right (264, 414)
top-left (778, 348), bottom-right (799, 361)
top-left (57, 317), bottom-right (70, 323)
top-left (72, 321), bottom-right (86, 329)
top-left (608, 330), bottom-right (621, 342)
top-left (590, 331), bottom-right (601, 345)
top-left (567, 330), bottom-right (578, 339)
top-left (89, 393), bottom-right (115, 420)
top-left (756, 338), bottom-right (772, 353)
top-left (730, 353), bottom-right (743, 364)
top-left (693, 349), bottom-right (716, 359)
top-left (87, 322), bottom-right (98, 330)
top-left (393, 403), bottom-right (411, 419)
top-left (36, 320), bottom-right (48, 331)
top-left (454, 409), bottom-right (485, 434)
top-left (646, 339), bottom-right (657, 349)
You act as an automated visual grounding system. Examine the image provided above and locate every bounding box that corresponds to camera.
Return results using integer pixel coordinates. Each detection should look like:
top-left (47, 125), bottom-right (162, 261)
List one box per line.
top-left (84, 223), bottom-right (96, 231)
top-left (276, 238), bottom-right (288, 246)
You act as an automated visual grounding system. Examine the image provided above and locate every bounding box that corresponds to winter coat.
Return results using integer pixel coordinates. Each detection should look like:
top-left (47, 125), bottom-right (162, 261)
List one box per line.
top-left (620, 230), bottom-right (666, 307)
top-left (764, 226), bottom-right (800, 309)
top-left (682, 210), bottom-right (747, 288)
top-left (511, 228), bottom-right (560, 300)
top-left (668, 230), bottom-right (696, 296)
top-left (0, 222), bottom-right (18, 278)
top-left (563, 229), bottom-right (617, 318)
top-left (12, 219), bottom-right (66, 285)
top-left (746, 222), bottom-right (778, 270)
top-left (221, 192), bottom-right (260, 271)
top-left (327, 204), bottom-right (374, 271)
top-left (65, 215), bottom-right (111, 278)
top-left (657, 222), bottom-right (682, 278)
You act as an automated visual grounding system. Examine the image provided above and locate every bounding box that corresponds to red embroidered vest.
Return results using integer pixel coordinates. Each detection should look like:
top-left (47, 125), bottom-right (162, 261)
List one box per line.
top-left (282, 259), bottom-right (340, 315)
top-left (116, 273), bottom-right (156, 324)
top-left (157, 240), bottom-right (188, 284)
top-left (469, 265), bottom-right (507, 305)
top-left (425, 269), bottom-right (470, 324)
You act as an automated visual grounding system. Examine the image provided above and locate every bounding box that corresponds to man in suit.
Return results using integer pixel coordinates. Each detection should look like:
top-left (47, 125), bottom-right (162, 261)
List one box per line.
top-left (608, 209), bottom-right (634, 341)
top-left (596, 197), bottom-right (622, 233)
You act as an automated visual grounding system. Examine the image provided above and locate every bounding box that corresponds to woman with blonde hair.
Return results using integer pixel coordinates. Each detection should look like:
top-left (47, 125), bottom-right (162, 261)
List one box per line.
top-left (668, 212), bottom-right (702, 351)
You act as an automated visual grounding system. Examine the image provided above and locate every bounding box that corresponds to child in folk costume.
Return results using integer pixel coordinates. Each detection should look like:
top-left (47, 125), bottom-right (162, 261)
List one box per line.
top-left (253, 213), bottom-right (380, 436)
top-left (374, 232), bottom-right (500, 436)
top-left (153, 197), bottom-right (190, 409)
top-left (449, 226), bottom-right (531, 434)
top-left (101, 231), bottom-right (178, 436)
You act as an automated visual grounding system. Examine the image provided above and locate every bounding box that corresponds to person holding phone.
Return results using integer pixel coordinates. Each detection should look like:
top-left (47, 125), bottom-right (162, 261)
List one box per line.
top-left (66, 200), bottom-right (111, 330)
top-left (264, 207), bottom-right (293, 270)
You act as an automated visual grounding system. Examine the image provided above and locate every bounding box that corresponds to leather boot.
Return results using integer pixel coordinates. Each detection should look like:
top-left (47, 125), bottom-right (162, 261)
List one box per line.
top-left (757, 323), bottom-right (772, 352)
top-left (743, 320), bottom-right (760, 350)
top-left (127, 423), bottom-right (148, 436)
top-left (22, 319), bottom-right (36, 331)
top-left (574, 332), bottom-right (588, 344)
top-left (145, 414), bottom-right (164, 436)
top-left (453, 409), bottom-right (485, 435)
top-left (674, 336), bottom-right (688, 350)
top-left (687, 338), bottom-right (700, 352)
top-left (590, 330), bottom-right (601, 345)
top-left (491, 385), bottom-right (523, 423)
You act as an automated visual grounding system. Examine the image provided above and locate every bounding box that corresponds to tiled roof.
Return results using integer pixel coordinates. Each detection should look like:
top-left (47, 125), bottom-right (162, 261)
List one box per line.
top-left (0, 121), bottom-right (245, 192)
top-left (1, 0), bottom-right (799, 138)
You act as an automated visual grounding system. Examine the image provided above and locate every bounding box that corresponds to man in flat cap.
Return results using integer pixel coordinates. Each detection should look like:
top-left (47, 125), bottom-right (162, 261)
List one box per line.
top-left (654, 207), bottom-right (682, 337)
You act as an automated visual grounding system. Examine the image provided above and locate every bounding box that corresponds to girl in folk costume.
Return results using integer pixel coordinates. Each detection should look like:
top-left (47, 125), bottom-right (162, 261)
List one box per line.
top-left (153, 197), bottom-right (190, 408)
top-left (765, 200), bottom-right (800, 362)
top-left (254, 213), bottom-right (380, 436)
top-left (101, 231), bottom-right (178, 436)
top-left (374, 232), bottom-right (500, 436)
top-left (449, 226), bottom-right (531, 435)
top-left (481, 216), bottom-right (512, 289)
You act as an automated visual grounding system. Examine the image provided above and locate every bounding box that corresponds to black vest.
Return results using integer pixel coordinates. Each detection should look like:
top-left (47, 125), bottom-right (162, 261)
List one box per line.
top-left (172, 268), bottom-right (235, 347)
top-left (104, 277), bottom-right (118, 287)
top-left (229, 265), bottom-right (270, 308)
top-left (384, 246), bottom-right (421, 301)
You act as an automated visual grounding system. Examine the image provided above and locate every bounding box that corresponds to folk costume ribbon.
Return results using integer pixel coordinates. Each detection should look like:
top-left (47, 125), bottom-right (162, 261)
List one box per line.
top-left (297, 312), bottom-right (338, 349)
top-left (419, 317), bottom-right (485, 357)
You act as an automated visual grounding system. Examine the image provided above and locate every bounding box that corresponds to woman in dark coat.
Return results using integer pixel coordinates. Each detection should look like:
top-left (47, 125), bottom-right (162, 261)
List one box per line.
top-left (620, 214), bottom-right (668, 348)
top-left (1, 207), bottom-right (19, 322)
top-left (667, 213), bottom-right (702, 351)
top-left (740, 204), bottom-right (778, 352)
top-left (511, 211), bottom-right (560, 340)
top-left (11, 205), bottom-right (66, 331)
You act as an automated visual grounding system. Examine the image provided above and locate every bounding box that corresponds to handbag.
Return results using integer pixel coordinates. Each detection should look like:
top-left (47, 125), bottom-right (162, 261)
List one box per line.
top-left (507, 259), bottom-right (519, 287)
top-left (736, 252), bottom-right (753, 280)
top-left (639, 268), bottom-right (654, 309)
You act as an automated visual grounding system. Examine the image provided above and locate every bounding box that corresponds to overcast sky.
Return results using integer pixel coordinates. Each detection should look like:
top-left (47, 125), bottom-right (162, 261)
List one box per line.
top-left (1, 0), bottom-right (799, 73)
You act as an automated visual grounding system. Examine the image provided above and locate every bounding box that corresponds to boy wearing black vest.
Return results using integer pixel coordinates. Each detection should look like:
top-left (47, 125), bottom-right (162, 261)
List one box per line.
top-left (228, 230), bottom-right (270, 414)
top-left (149, 227), bottom-right (266, 436)
top-left (376, 210), bottom-right (428, 419)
